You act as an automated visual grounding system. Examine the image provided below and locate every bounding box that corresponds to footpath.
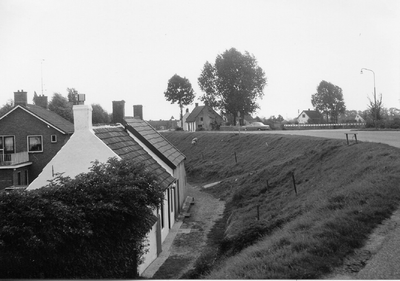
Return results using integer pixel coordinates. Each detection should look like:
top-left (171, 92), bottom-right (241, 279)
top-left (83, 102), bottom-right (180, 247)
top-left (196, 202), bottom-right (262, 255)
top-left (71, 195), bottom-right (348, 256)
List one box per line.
top-left (141, 183), bottom-right (225, 279)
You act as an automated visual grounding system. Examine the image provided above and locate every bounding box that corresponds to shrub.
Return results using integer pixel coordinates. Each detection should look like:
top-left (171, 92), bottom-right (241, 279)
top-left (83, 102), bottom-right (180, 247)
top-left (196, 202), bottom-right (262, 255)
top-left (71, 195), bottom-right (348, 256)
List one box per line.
top-left (0, 158), bottom-right (164, 279)
top-left (175, 127), bottom-right (184, 131)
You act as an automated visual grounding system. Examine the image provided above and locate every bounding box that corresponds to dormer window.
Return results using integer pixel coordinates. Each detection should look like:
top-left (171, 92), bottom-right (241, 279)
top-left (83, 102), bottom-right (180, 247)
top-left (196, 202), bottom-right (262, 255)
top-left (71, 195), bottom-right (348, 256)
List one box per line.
top-left (28, 135), bottom-right (43, 153)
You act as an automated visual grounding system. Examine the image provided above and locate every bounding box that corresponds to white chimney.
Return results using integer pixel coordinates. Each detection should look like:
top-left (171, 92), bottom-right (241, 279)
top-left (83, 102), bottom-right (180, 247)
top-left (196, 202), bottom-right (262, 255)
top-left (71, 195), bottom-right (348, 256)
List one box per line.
top-left (73, 104), bottom-right (93, 131)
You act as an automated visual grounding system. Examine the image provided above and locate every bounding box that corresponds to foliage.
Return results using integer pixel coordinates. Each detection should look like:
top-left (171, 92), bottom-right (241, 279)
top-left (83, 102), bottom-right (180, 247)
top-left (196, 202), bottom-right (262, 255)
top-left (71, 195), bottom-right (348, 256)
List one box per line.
top-left (92, 103), bottom-right (110, 124)
top-left (0, 158), bottom-right (165, 279)
top-left (0, 99), bottom-right (13, 117)
top-left (311, 80), bottom-right (346, 123)
top-left (67, 88), bottom-right (79, 104)
top-left (198, 48), bottom-right (267, 125)
top-left (164, 74), bottom-right (195, 128)
top-left (367, 93), bottom-right (384, 126)
top-left (48, 92), bottom-right (73, 122)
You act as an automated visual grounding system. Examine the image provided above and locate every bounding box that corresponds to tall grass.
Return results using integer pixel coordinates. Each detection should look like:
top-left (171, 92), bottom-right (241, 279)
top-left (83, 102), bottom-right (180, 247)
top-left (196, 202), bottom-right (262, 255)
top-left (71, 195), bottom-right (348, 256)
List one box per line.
top-left (163, 132), bottom-right (400, 279)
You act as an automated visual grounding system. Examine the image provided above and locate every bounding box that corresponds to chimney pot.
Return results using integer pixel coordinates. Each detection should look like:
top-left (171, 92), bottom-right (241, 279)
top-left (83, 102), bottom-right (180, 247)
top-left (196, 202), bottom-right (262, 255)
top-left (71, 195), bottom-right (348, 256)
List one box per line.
top-left (14, 90), bottom-right (28, 106)
top-left (112, 101), bottom-right (125, 124)
top-left (133, 105), bottom-right (143, 120)
top-left (73, 104), bottom-right (93, 131)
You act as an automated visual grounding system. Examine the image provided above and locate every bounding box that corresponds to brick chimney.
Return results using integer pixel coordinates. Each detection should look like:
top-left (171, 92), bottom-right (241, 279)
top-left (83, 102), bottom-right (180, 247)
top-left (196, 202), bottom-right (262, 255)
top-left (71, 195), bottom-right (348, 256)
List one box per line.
top-left (133, 105), bottom-right (143, 120)
top-left (73, 104), bottom-right (92, 131)
top-left (35, 95), bottom-right (48, 109)
top-left (14, 90), bottom-right (27, 107)
top-left (112, 100), bottom-right (125, 124)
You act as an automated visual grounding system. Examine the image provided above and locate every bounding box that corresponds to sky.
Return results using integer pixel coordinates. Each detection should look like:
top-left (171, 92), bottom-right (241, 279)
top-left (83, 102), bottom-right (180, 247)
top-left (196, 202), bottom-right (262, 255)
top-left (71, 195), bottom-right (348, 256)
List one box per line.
top-left (1, 0), bottom-right (399, 121)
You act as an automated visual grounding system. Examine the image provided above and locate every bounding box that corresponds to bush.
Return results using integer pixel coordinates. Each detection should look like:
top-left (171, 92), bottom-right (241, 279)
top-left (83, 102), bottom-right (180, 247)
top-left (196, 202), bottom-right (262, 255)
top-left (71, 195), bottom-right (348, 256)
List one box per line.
top-left (0, 158), bottom-right (164, 279)
top-left (175, 127), bottom-right (184, 131)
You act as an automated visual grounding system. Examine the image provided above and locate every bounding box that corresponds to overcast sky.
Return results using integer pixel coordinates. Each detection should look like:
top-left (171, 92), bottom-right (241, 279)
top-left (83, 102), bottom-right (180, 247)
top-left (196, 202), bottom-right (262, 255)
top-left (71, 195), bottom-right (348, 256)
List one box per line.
top-left (1, 0), bottom-right (399, 121)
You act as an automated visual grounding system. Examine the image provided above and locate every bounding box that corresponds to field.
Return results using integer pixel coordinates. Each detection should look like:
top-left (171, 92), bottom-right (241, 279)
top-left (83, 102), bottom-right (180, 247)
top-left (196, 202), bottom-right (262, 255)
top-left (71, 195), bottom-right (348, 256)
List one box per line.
top-left (162, 131), bottom-right (400, 279)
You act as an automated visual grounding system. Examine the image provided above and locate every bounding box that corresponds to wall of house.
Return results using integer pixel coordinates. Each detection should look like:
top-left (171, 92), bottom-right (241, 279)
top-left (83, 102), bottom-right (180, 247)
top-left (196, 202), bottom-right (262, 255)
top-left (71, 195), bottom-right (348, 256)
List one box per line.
top-left (0, 169), bottom-right (13, 189)
top-left (189, 107), bottom-right (222, 131)
top-left (138, 209), bottom-right (158, 275)
top-left (297, 112), bottom-right (310, 124)
top-left (0, 108), bottom-right (70, 185)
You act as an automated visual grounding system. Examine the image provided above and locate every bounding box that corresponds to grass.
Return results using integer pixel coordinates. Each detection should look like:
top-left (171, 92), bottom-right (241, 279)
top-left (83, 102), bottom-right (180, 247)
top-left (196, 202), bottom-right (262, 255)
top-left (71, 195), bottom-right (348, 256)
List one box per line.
top-left (162, 131), bottom-right (400, 279)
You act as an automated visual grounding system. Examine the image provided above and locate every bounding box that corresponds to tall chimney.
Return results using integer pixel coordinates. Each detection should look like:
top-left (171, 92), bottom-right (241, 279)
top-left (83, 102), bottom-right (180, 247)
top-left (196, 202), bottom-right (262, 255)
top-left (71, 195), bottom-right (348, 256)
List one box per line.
top-left (133, 105), bottom-right (143, 120)
top-left (14, 90), bottom-right (27, 107)
top-left (73, 104), bottom-right (92, 131)
top-left (112, 100), bottom-right (125, 124)
top-left (195, 103), bottom-right (198, 107)
top-left (35, 95), bottom-right (48, 109)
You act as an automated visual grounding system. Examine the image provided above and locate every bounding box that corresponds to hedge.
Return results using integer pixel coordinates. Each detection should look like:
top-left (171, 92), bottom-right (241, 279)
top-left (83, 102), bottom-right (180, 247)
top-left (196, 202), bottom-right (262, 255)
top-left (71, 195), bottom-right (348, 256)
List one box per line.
top-left (0, 158), bottom-right (164, 279)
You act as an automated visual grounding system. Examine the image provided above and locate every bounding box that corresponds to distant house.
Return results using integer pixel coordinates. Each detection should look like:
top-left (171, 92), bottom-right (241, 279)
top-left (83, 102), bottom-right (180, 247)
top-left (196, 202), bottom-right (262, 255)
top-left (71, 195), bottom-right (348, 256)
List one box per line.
top-left (186, 103), bottom-right (223, 131)
top-left (297, 109), bottom-right (324, 124)
top-left (355, 114), bottom-right (365, 123)
top-left (0, 90), bottom-right (73, 190)
top-left (27, 101), bottom-right (187, 275)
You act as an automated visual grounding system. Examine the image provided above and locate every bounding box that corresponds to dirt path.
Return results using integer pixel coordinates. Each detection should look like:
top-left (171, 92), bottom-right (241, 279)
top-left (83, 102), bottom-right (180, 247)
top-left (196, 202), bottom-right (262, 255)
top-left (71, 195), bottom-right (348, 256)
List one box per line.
top-left (152, 183), bottom-right (225, 279)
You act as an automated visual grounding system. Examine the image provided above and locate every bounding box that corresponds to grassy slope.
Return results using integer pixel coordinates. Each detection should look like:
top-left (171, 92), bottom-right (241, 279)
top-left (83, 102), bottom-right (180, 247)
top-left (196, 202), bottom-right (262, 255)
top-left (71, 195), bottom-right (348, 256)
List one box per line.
top-left (162, 131), bottom-right (400, 279)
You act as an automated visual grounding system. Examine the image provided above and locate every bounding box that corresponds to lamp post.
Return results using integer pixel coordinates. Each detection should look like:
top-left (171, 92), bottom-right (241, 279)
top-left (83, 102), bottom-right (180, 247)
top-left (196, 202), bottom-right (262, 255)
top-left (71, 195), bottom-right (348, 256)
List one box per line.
top-left (360, 68), bottom-right (377, 126)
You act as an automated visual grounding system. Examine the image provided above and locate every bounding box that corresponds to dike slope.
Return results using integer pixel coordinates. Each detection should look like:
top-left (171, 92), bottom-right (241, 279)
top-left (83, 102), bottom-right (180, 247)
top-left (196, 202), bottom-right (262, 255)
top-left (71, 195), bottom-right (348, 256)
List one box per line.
top-left (162, 131), bottom-right (400, 279)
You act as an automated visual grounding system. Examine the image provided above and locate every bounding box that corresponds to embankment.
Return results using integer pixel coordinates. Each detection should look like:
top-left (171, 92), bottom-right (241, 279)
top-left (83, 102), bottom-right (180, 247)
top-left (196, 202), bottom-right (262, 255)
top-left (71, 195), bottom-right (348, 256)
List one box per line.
top-left (162, 131), bottom-right (400, 279)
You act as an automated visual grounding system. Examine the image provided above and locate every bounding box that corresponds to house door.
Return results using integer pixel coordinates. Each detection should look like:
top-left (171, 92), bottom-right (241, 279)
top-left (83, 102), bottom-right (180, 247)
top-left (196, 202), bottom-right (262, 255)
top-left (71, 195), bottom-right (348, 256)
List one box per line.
top-left (156, 213), bottom-right (162, 256)
top-left (167, 189), bottom-right (171, 229)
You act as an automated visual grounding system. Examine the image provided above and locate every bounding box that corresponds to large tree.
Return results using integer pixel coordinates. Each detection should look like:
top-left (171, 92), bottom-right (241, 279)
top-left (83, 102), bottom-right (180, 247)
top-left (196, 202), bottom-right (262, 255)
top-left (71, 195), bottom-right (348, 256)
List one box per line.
top-left (311, 80), bottom-right (346, 123)
top-left (164, 74), bottom-right (195, 128)
top-left (0, 100), bottom-right (13, 117)
top-left (48, 93), bottom-right (74, 122)
top-left (92, 103), bottom-right (110, 124)
top-left (198, 48), bottom-right (267, 125)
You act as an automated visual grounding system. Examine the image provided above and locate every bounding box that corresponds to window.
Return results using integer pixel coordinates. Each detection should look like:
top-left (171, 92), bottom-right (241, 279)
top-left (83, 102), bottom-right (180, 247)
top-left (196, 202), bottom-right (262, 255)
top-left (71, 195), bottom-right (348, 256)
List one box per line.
top-left (0, 136), bottom-right (15, 154)
top-left (28, 135), bottom-right (43, 152)
top-left (302, 114), bottom-right (306, 118)
top-left (51, 135), bottom-right (57, 143)
top-left (200, 117), bottom-right (203, 121)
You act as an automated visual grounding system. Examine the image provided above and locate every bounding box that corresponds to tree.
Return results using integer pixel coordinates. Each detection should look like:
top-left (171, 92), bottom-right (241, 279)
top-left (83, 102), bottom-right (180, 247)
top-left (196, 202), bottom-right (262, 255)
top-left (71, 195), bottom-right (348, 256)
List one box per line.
top-left (0, 100), bottom-right (13, 117)
top-left (67, 88), bottom-right (79, 105)
top-left (198, 48), bottom-right (267, 125)
top-left (92, 103), bottom-right (110, 124)
top-left (368, 93), bottom-right (384, 124)
top-left (48, 93), bottom-right (73, 122)
top-left (164, 74), bottom-right (195, 128)
top-left (311, 80), bottom-right (346, 123)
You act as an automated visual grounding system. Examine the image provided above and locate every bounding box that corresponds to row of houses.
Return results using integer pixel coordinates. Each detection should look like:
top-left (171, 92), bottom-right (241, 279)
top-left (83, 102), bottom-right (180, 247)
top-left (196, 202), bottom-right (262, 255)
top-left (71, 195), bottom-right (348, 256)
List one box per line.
top-left (0, 90), bottom-right (187, 275)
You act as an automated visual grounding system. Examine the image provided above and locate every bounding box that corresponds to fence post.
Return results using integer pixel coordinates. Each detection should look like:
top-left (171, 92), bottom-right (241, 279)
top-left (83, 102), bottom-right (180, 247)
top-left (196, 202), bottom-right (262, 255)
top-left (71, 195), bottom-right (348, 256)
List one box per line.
top-left (292, 171), bottom-right (297, 195)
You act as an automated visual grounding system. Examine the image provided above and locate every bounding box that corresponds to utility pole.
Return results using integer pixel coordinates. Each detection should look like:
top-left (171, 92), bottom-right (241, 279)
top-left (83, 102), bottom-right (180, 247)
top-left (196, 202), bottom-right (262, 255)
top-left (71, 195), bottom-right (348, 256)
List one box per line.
top-left (41, 59), bottom-right (45, 95)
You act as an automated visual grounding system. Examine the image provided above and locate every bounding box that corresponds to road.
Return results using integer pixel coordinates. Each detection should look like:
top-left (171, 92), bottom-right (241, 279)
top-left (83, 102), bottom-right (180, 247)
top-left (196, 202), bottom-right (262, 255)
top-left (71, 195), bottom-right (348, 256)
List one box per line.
top-left (232, 129), bottom-right (400, 149)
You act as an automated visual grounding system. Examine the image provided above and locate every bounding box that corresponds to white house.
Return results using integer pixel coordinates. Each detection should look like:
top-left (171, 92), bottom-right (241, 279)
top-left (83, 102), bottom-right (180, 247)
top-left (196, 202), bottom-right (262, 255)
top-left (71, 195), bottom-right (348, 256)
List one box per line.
top-left (297, 109), bottom-right (324, 124)
top-left (28, 102), bottom-right (187, 276)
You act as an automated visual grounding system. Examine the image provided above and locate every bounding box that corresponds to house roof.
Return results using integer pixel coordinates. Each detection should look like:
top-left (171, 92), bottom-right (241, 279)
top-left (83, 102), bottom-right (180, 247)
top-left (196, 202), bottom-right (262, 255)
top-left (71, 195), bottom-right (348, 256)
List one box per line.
top-left (186, 105), bottom-right (205, 122)
top-left (299, 110), bottom-right (323, 120)
top-left (0, 104), bottom-right (74, 134)
top-left (125, 117), bottom-right (185, 168)
top-left (93, 125), bottom-right (175, 190)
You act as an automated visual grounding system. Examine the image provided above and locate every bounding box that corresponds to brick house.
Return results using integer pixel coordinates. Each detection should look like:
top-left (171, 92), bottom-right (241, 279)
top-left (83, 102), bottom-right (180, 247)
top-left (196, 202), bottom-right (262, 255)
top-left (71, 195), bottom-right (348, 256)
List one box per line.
top-left (27, 101), bottom-right (187, 275)
top-left (0, 90), bottom-right (73, 190)
top-left (186, 103), bottom-right (223, 131)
